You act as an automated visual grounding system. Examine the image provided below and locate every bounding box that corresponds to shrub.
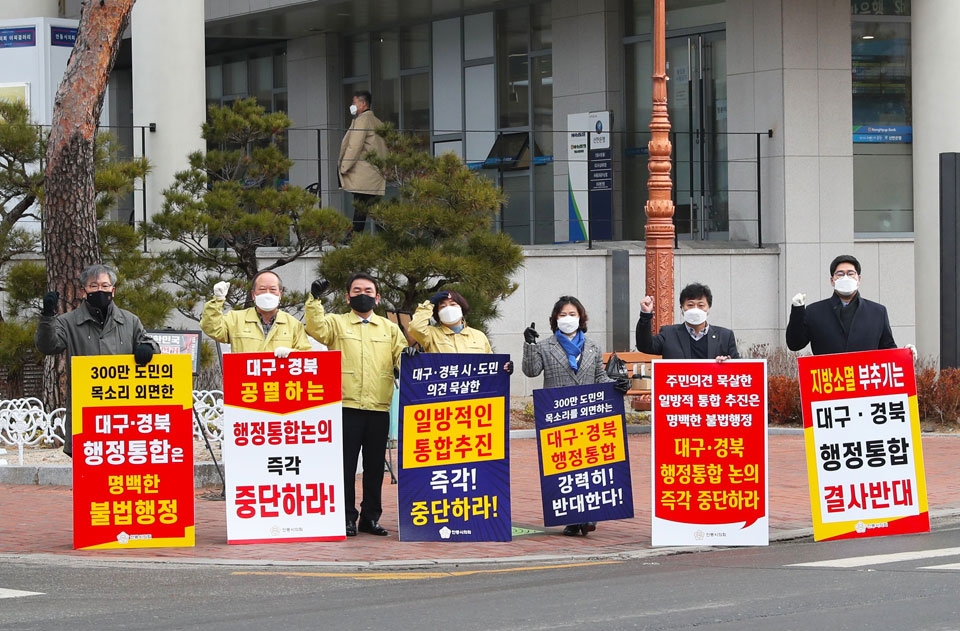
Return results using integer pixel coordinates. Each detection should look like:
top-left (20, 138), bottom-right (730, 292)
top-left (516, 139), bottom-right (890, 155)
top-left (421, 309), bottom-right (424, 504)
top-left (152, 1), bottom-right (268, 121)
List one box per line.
top-left (916, 357), bottom-right (960, 427)
top-left (767, 375), bottom-right (802, 425)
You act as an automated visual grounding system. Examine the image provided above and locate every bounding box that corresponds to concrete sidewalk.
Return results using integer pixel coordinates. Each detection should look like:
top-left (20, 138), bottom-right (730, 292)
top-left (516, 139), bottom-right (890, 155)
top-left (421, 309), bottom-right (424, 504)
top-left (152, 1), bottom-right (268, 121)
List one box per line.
top-left (2, 434), bottom-right (959, 567)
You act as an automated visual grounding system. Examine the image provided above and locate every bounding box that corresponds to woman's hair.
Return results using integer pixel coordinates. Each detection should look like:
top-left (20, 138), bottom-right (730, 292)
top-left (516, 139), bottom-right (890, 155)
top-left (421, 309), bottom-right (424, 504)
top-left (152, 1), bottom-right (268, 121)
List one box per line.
top-left (549, 295), bottom-right (588, 333)
top-left (434, 290), bottom-right (470, 323)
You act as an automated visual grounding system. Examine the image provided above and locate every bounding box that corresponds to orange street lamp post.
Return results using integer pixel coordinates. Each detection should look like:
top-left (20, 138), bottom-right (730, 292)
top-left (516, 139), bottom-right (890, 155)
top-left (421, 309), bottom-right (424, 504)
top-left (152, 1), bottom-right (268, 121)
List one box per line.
top-left (644, 0), bottom-right (675, 331)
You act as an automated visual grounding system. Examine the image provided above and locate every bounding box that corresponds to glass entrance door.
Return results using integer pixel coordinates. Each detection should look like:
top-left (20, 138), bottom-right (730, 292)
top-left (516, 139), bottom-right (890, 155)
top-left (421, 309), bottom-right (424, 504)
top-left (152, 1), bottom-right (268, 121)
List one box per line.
top-left (667, 31), bottom-right (727, 240)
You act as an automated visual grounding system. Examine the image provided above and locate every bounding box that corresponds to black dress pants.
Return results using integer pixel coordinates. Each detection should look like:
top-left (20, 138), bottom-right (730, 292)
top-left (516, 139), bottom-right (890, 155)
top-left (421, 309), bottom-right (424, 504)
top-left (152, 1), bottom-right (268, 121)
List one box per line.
top-left (341, 407), bottom-right (390, 523)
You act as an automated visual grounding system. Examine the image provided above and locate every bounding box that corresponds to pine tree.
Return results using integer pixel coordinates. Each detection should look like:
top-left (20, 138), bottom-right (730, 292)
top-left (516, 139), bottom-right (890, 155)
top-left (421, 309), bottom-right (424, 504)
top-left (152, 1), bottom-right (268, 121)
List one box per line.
top-left (144, 98), bottom-right (351, 319)
top-left (316, 126), bottom-right (524, 333)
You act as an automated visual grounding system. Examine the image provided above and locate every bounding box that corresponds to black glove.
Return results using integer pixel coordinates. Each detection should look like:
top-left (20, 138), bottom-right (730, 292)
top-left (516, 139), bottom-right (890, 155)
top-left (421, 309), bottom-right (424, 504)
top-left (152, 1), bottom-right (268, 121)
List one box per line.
top-left (504, 361), bottom-right (514, 375)
top-left (311, 278), bottom-right (330, 299)
top-left (403, 346), bottom-right (420, 357)
top-left (429, 291), bottom-right (450, 305)
top-left (614, 376), bottom-right (631, 394)
top-left (523, 322), bottom-right (539, 345)
top-left (134, 343), bottom-right (155, 366)
top-left (42, 291), bottom-right (59, 317)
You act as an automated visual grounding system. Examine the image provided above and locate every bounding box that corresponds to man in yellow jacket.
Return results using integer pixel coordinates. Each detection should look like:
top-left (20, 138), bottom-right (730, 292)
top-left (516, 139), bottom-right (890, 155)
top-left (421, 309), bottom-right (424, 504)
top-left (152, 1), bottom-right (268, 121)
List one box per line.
top-left (200, 270), bottom-right (312, 357)
top-left (305, 272), bottom-right (406, 536)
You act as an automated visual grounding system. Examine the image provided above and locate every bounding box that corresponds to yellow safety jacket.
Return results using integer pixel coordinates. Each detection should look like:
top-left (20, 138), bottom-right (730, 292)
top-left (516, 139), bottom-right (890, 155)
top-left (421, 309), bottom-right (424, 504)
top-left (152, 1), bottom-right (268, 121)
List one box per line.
top-left (304, 297), bottom-right (406, 411)
top-left (408, 300), bottom-right (493, 354)
top-left (200, 299), bottom-right (312, 353)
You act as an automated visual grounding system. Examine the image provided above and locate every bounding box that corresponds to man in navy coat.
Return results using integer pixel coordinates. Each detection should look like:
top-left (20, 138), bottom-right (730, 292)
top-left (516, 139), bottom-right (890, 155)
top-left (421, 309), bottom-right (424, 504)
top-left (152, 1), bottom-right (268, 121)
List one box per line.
top-left (636, 283), bottom-right (739, 360)
top-left (786, 254), bottom-right (901, 356)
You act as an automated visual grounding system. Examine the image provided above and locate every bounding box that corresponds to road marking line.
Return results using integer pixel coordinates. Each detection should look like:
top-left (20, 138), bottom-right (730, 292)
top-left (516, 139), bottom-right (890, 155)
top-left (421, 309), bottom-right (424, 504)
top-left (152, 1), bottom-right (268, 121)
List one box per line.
top-left (233, 560), bottom-right (621, 581)
top-left (788, 546), bottom-right (960, 568)
top-left (0, 588), bottom-right (44, 599)
top-left (916, 563), bottom-right (960, 571)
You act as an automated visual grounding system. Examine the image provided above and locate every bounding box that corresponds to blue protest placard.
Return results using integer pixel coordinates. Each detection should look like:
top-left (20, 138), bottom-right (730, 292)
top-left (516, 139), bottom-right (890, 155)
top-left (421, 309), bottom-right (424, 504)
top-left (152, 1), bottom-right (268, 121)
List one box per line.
top-left (534, 382), bottom-right (634, 527)
top-left (397, 353), bottom-right (511, 542)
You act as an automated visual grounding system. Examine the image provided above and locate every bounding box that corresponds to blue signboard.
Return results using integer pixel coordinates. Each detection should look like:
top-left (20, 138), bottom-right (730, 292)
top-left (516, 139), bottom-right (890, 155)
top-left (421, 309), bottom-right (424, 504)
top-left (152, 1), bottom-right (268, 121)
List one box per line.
top-left (397, 353), bottom-right (511, 541)
top-left (51, 26), bottom-right (77, 47)
top-left (852, 125), bottom-right (912, 143)
top-left (0, 26), bottom-right (36, 48)
top-left (534, 382), bottom-right (634, 527)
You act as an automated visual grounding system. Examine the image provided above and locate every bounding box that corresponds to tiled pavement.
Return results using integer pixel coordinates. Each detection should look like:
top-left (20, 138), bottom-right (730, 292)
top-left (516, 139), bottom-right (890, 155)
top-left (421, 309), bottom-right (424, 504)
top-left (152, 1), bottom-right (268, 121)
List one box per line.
top-left (2, 434), bottom-right (959, 566)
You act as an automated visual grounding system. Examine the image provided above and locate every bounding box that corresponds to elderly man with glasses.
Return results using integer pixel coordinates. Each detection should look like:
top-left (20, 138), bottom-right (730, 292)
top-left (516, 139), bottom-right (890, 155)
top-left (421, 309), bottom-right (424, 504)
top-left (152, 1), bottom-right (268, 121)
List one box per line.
top-left (785, 254), bottom-right (906, 356)
top-left (35, 264), bottom-right (160, 457)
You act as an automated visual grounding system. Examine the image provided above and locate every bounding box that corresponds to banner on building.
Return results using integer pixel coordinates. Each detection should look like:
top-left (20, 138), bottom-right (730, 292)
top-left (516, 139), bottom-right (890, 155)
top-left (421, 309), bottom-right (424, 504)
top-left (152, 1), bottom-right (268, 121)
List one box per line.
top-left (798, 348), bottom-right (928, 541)
top-left (397, 353), bottom-right (511, 542)
top-left (72, 355), bottom-right (194, 550)
top-left (534, 382), bottom-right (634, 527)
top-left (652, 359), bottom-right (768, 546)
top-left (222, 351), bottom-right (344, 544)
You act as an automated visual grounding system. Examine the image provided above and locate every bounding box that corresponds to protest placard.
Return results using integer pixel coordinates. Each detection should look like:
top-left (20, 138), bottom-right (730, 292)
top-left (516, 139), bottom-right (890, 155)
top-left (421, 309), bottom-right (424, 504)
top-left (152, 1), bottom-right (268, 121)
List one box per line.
top-left (652, 360), bottom-right (768, 546)
top-left (222, 351), bottom-right (344, 544)
top-left (534, 382), bottom-right (634, 527)
top-left (72, 355), bottom-right (194, 549)
top-left (397, 353), bottom-right (511, 541)
top-left (798, 348), bottom-right (928, 541)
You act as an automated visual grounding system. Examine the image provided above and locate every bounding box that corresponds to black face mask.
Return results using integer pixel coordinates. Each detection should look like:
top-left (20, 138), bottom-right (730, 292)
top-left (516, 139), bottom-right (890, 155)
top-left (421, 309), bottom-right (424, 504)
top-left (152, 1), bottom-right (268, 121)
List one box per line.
top-left (349, 294), bottom-right (376, 314)
top-left (86, 291), bottom-right (114, 313)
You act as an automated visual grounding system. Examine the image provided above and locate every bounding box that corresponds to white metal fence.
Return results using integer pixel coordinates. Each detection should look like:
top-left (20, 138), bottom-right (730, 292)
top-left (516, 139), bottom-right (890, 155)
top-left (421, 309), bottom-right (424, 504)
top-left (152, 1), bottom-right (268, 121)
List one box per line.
top-left (0, 391), bottom-right (225, 465)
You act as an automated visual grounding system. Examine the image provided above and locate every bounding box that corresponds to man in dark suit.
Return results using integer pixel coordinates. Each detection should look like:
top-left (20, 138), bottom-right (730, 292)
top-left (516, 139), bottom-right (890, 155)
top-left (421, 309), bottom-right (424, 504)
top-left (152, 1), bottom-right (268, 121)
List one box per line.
top-left (636, 283), bottom-right (739, 360)
top-left (786, 254), bottom-right (906, 356)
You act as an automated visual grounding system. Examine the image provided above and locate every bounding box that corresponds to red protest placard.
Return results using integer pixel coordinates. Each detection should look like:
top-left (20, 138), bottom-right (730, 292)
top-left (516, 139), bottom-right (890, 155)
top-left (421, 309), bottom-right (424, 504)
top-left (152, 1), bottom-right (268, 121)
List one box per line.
top-left (72, 356), bottom-right (195, 550)
top-left (798, 348), bottom-right (928, 541)
top-left (222, 352), bottom-right (345, 544)
top-left (651, 360), bottom-right (768, 546)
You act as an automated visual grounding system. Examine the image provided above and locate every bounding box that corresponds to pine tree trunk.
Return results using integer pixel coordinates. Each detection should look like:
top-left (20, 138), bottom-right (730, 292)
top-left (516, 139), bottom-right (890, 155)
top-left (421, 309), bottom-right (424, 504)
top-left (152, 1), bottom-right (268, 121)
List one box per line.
top-left (42, 0), bottom-right (136, 413)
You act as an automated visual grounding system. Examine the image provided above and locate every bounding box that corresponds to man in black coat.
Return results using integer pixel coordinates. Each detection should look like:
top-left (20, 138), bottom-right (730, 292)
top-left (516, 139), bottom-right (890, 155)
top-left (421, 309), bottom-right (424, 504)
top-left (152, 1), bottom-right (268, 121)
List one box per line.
top-left (786, 254), bottom-right (903, 356)
top-left (636, 283), bottom-right (739, 360)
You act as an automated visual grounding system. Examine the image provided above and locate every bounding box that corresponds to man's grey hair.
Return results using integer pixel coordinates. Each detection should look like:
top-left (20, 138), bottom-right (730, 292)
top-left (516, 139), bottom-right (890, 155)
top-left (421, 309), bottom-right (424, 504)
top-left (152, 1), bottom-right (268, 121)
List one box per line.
top-left (252, 269), bottom-right (284, 291)
top-left (79, 264), bottom-right (118, 287)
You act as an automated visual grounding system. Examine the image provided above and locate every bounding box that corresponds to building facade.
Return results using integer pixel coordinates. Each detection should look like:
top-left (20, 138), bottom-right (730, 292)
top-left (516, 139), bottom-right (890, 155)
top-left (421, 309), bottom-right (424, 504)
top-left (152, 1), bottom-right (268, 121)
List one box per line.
top-left (3, 0), bottom-right (951, 395)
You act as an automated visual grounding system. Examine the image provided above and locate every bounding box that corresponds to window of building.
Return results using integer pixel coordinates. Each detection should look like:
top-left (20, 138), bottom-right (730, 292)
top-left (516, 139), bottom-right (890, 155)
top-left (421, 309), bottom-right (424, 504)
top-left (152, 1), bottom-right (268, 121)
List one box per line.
top-left (851, 2), bottom-right (912, 235)
top-left (205, 46), bottom-right (288, 113)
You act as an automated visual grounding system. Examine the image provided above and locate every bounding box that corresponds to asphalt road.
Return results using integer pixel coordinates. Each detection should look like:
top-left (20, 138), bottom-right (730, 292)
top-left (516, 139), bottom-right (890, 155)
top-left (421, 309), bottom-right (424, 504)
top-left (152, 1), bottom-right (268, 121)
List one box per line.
top-left (2, 521), bottom-right (959, 631)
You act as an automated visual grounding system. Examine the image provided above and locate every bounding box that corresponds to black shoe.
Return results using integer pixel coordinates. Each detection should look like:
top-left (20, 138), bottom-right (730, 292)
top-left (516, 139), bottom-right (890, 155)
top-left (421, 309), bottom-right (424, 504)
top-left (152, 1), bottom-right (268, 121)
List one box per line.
top-left (581, 522), bottom-right (597, 536)
top-left (345, 520), bottom-right (357, 537)
top-left (357, 519), bottom-right (388, 536)
top-left (563, 525), bottom-right (582, 536)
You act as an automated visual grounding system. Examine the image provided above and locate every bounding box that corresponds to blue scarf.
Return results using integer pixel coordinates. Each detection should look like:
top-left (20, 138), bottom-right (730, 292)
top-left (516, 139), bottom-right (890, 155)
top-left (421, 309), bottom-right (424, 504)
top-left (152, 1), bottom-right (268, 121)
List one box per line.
top-left (555, 329), bottom-right (585, 371)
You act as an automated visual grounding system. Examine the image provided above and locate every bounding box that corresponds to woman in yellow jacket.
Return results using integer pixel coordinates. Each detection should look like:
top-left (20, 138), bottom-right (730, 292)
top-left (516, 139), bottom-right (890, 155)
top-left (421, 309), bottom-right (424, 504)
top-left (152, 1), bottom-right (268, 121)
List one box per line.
top-left (406, 291), bottom-right (512, 374)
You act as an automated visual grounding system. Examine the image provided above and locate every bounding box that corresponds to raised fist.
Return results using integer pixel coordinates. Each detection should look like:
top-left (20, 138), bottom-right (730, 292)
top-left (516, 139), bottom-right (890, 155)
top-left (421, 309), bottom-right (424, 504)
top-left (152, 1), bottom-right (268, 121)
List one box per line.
top-left (640, 296), bottom-right (654, 314)
top-left (42, 291), bottom-right (59, 317)
top-left (311, 279), bottom-right (330, 299)
top-left (213, 281), bottom-right (230, 300)
top-left (523, 322), bottom-right (539, 345)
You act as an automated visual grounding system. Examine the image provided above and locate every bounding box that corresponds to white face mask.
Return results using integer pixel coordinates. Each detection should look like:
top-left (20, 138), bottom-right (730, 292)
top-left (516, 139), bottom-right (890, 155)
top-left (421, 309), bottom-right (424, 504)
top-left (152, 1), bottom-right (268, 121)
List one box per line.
top-left (834, 276), bottom-right (859, 296)
top-left (683, 308), bottom-right (708, 326)
top-left (349, 104), bottom-right (359, 116)
top-left (254, 292), bottom-right (280, 311)
top-left (557, 315), bottom-right (580, 334)
top-left (438, 305), bottom-right (463, 325)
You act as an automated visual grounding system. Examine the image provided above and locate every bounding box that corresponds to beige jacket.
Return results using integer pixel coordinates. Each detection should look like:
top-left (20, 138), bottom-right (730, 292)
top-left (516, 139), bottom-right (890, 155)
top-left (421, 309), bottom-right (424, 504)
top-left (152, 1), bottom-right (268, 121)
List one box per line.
top-left (338, 109), bottom-right (387, 196)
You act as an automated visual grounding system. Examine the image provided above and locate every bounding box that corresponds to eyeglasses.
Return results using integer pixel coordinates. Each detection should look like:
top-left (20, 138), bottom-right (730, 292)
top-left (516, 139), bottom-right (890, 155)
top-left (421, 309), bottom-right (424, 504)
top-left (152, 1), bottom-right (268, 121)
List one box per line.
top-left (85, 283), bottom-right (114, 291)
top-left (832, 271), bottom-right (858, 279)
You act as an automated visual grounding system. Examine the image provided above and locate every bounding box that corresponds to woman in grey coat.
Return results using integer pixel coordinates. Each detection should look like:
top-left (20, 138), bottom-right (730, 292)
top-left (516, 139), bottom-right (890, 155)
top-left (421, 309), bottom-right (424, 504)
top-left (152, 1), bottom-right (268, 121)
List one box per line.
top-left (522, 295), bottom-right (629, 536)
